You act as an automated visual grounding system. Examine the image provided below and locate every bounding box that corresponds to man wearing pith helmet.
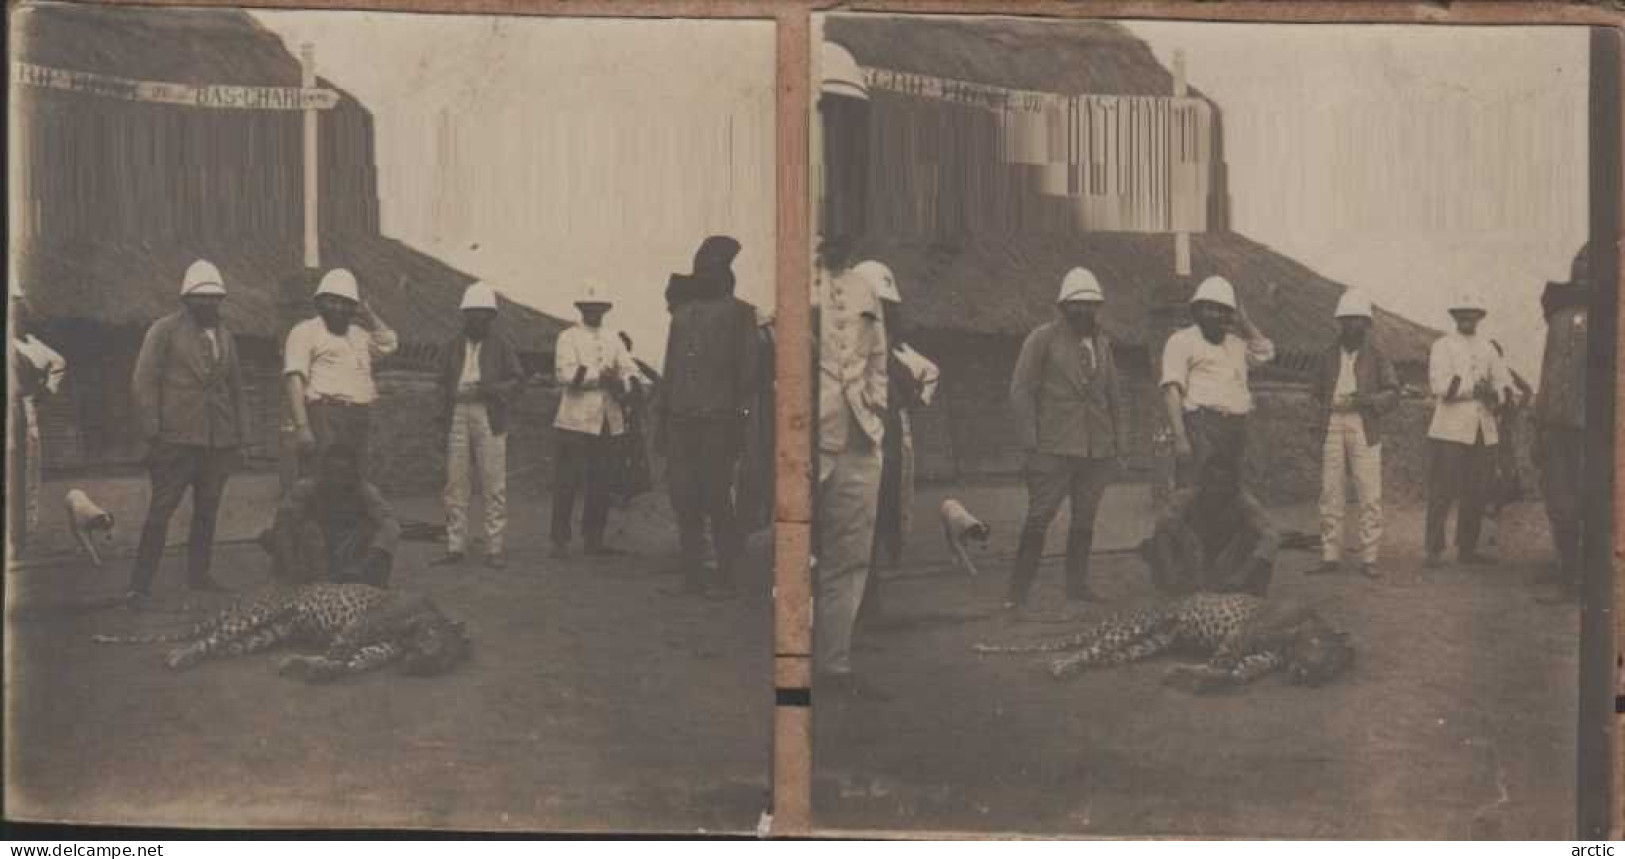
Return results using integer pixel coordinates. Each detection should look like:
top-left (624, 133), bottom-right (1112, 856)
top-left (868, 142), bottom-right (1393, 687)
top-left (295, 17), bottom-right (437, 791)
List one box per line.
top-left (126, 259), bottom-right (249, 606)
top-left (283, 267), bottom-right (400, 473)
top-left (434, 281), bottom-right (526, 570)
top-left (551, 281), bottom-right (643, 559)
top-left (1424, 289), bottom-right (1512, 569)
top-left (812, 249), bottom-right (891, 700)
top-left (1306, 289), bottom-right (1399, 580)
top-left (1159, 275), bottom-right (1275, 487)
top-left (1003, 266), bottom-right (1128, 611)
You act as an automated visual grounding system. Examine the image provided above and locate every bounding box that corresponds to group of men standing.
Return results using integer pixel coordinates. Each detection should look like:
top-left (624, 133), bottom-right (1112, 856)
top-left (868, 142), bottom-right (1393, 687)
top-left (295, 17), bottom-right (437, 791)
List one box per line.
top-left (93, 235), bottom-right (766, 605)
top-left (1000, 268), bottom-right (1280, 610)
top-left (117, 261), bottom-right (404, 605)
top-left (810, 243), bottom-right (1593, 696)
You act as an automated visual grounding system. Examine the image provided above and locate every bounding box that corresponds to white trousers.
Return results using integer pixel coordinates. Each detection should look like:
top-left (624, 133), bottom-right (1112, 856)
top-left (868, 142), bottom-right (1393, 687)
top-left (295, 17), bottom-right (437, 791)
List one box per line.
top-left (445, 402), bottom-right (508, 555)
top-left (815, 431), bottom-right (882, 676)
top-left (1319, 411), bottom-right (1382, 564)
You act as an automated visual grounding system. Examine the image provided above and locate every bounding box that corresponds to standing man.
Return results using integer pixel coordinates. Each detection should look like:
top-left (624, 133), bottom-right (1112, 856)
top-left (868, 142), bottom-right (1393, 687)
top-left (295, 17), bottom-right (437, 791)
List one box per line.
top-left (127, 260), bottom-right (248, 605)
top-left (656, 236), bottom-right (758, 599)
top-left (9, 281), bottom-right (67, 556)
top-left (869, 271), bottom-right (939, 572)
top-left (552, 282), bottom-right (642, 559)
top-left (813, 255), bottom-right (890, 699)
top-left (1533, 247), bottom-right (1589, 600)
top-left (860, 270), bottom-right (939, 625)
top-left (1305, 290), bottom-right (1399, 579)
top-left (1160, 276), bottom-right (1275, 486)
top-left (434, 282), bottom-right (525, 570)
top-left (1424, 290), bottom-right (1511, 569)
top-left (1003, 267), bottom-right (1127, 611)
top-left (283, 268), bottom-right (399, 473)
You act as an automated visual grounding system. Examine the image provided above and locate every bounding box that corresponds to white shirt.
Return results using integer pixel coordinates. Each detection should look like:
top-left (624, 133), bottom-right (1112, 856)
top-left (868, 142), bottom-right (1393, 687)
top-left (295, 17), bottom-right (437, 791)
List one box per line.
top-left (1332, 348), bottom-right (1358, 404)
top-left (202, 328), bottom-right (220, 362)
top-left (1427, 332), bottom-right (1509, 445)
top-left (283, 317), bottom-right (400, 405)
top-left (553, 324), bottom-right (640, 436)
top-left (459, 341), bottom-right (483, 389)
top-left (14, 334), bottom-right (66, 432)
top-left (1160, 325), bottom-right (1276, 415)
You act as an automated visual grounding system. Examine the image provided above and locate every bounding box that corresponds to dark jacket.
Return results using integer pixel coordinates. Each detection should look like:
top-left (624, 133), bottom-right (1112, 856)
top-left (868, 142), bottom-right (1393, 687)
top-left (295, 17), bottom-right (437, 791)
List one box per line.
top-left (1309, 341), bottom-right (1400, 446)
top-left (1535, 303), bottom-right (1586, 430)
top-left (658, 295), bottom-right (759, 423)
top-left (1009, 320), bottom-right (1126, 458)
top-left (438, 328), bottom-right (526, 435)
top-left (131, 310), bottom-right (248, 449)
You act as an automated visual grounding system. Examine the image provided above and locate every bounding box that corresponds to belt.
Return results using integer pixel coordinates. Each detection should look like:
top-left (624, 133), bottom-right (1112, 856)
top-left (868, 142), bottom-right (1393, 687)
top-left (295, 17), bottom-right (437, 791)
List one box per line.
top-left (1189, 406), bottom-right (1247, 419)
top-left (308, 397), bottom-right (371, 408)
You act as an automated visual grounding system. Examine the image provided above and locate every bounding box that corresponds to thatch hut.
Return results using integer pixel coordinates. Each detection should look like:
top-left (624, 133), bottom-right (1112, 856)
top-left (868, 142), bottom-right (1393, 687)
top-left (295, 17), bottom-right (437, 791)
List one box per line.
top-left (10, 3), bottom-right (568, 486)
top-left (820, 15), bottom-right (1441, 501)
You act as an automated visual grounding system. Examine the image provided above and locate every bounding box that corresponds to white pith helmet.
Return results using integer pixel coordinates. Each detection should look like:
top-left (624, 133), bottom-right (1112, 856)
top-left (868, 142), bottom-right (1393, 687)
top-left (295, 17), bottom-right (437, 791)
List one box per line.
top-left (315, 268), bottom-right (360, 303)
top-left (1190, 275), bottom-right (1237, 309)
top-left (853, 260), bottom-right (900, 303)
top-left (181, 259), bottom-right (226, 297)
top-left (821, 42), bottom-right (869, 101)
top-left (1057, 267), bottom-right (1105, 304)
top-left (460, 281), bottom-right (498, 311)
top-left (1334, 290), bottom-right (1372, 319)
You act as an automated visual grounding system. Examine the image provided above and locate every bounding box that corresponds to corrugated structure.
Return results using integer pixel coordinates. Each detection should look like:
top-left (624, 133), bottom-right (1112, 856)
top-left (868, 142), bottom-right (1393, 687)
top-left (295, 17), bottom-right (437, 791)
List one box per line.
top-left (11, 3), bottom-right (568, 475)
top-left (821, 15), bottom-right (1440, 487)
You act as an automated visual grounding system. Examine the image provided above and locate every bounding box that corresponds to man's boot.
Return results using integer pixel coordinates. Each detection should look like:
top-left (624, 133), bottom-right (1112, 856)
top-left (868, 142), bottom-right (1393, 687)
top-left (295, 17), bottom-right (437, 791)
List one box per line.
top-left (1064, 528), bottom-right (1103, 602)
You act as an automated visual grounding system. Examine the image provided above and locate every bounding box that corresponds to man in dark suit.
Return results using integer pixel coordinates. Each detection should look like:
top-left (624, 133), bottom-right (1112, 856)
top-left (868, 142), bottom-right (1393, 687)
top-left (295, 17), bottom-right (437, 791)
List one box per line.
top-left (656, 236), bottom-right (760, 600)
top-left (1003, 267), bottom-right (1128, 610)
top-left (127, 259), bottom-right (249, 605)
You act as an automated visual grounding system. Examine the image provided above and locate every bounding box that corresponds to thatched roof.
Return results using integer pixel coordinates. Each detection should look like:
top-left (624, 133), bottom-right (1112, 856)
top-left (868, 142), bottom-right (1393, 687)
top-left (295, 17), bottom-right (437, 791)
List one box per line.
top-left (860, 231), bottom-right (1440, 365)
top-left (823, 15), bottom-right (1190, 98)
top-left (12, 2), bottom-right (568, 355)
top-left (17, 235), bottom-right (566, 356)
top-left (13, 2), bottom-right (303, 87)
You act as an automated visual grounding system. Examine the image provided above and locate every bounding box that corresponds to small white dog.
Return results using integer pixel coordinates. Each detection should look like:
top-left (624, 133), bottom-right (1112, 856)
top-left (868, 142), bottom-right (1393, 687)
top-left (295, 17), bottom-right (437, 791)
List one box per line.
top-left (940, 499), bottom-right (991, 577)
top-left (64, 489), bottom-right (116, 566)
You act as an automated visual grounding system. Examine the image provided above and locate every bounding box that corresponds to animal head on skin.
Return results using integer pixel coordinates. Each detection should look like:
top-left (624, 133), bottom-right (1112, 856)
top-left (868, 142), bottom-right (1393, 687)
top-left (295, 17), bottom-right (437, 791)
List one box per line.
top-left (1284, 627), bottom-right (1354, 686)
top-left (397, 614), bottom-right (471, 677)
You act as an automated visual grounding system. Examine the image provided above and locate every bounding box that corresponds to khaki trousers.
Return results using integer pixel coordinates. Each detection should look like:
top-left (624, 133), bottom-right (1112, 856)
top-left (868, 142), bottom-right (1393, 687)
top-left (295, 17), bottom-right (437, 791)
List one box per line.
top-left (1319, 412), bottom-right (1383, 564)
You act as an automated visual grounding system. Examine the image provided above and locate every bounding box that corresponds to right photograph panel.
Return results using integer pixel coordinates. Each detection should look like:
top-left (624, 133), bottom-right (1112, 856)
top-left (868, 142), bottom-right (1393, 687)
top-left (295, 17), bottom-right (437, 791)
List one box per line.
top-left (808, 12), bottom-right (1607, 838)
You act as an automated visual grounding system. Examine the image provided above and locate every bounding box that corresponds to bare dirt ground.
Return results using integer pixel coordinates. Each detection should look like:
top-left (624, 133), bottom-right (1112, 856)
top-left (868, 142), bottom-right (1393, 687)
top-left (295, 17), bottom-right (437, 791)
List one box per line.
top-left (813, 479), bottom-right (1579, 839)
top-left (6, 475), bottom-right (771, 834)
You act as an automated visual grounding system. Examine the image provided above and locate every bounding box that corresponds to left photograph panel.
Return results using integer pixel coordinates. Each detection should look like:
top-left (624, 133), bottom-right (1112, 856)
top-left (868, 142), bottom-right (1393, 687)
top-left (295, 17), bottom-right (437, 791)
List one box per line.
top-left (5, 1), bottom-right (777, 833)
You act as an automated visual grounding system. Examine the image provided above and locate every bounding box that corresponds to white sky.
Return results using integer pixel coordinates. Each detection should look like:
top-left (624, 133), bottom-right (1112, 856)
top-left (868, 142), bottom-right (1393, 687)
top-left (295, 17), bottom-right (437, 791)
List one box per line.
top-left (1125, 21), bottom-right (1590, 377)
top-left (252, 11), bottom-right (776, 369)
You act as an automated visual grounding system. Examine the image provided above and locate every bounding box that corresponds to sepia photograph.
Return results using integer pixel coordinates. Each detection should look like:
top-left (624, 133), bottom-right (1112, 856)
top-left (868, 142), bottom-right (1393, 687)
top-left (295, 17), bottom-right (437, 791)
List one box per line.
top-left (809, 12), bottom-right (1614, 838)
top-left (5, 1), bottom-right (777, 832)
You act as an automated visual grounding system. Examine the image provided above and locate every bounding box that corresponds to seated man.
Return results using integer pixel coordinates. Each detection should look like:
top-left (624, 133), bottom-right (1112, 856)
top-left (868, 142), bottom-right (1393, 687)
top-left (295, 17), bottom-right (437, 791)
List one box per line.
top-left (263, 444), bottom-right (400, 587)
top-left (1143, 454), bottom-right (1278, 597)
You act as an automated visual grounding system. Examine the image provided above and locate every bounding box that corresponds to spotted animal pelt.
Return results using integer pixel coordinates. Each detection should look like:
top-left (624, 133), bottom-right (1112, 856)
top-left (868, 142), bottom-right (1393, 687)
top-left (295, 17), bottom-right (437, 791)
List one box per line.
top-left (972, 593), bottom-right (1353, 693)
top-left (92, 583), bottom-right (470, 682)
